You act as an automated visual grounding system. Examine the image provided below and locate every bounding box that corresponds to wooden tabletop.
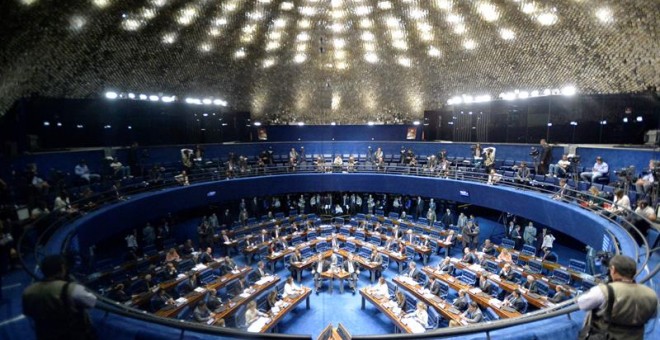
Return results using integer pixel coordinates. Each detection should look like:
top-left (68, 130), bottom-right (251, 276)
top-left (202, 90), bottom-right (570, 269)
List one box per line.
top-left (359, 288), bottom-right (412, 333)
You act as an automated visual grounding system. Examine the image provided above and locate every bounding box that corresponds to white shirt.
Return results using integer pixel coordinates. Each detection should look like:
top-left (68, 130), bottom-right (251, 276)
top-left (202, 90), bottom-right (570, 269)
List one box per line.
top-left (592, 161), bottom-right (609, 173)
top-left (541, 234), bottom-right (556, 249)
top-left (557, 159), bottom-right (570, 169)
top-left (375, 282), bottom-right (388, 297)
top-left (612, 195), bottom-right (631, 212)
top-left (284, 282), bottom-right (300, 296)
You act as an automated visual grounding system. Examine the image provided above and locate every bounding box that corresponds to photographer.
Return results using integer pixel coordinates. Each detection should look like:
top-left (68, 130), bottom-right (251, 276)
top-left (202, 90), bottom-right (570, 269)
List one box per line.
top-left (634, 160), bottom-right (657, 198)
top-left (538, 139), bottom-right (552, 175)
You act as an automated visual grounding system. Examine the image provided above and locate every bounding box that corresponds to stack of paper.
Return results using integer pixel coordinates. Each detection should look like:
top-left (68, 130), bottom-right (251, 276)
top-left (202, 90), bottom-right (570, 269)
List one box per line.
top-left (247, 317), bottom-right (270, 332)
top-left (175, 297), bottom-right (188, 306)
top-left (194, 287), bottom-right (206, 293)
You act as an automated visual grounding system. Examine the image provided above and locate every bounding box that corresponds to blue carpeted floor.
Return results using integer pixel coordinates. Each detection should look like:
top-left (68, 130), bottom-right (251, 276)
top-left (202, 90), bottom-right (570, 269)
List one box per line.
top-left (1, 218), bottom-right (658, 340)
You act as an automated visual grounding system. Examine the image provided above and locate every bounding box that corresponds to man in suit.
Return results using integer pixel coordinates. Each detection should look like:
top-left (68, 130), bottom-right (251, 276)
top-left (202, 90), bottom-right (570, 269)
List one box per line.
top-left (221, 256), bottom-right (238, 274)
top-left (311, 253), bottom-right (330, 294)
top-left (424, 276), bottom-right (441, 296)
top-left (206, 288), bottom-right (223, 312)
top-left (256, 261), bottom-right (270, 279)
top-left (481, 239), bottom-right (496, 256)
top-left (289, 250), bottom-right (303, 279)
top-left (221, 230), bottom-right (235, 256)
top-left (461, 221), bottom-right (473, 249)
top-left (478, 274), bottom-right (493, 295)
top-left (415, 197), bottom-right (425, 219)
top-left (441, 209), bottom-right (454, 227)
top-left (369, 248), bottom-right (383, 280)
top-left (453, 290), bottom-right (469, 312)
top-left (504, 289), bottom-right (526, 313)
top-left (450, 301), bottom-right (483, 326)
top-left (259, 229), bottom-right (270, 244)
top-left (511, 225), bottom-right (523, 250)
top-left (461, 247), bottom-right (476, 265)
top-left (403, 261), bottom-right (420, 280)
top-left (499, 263), bottom-right (515, 282)
top-left (547, 285), bottom-right (572, 303)
top-left (437, 257), bottom-right (454, 274)
top-left (150, 287), bottom-right (175, 312)
top-left (405, 229), bottom-right (416, 245)
top-left (469, 222), bottom-right (480, 250)
top-left (522, 275), bottom-right (539, 294)
top-left (199, 247), bottom-right (213, 265)
top-left (343, 253), bottom-right (360, 295)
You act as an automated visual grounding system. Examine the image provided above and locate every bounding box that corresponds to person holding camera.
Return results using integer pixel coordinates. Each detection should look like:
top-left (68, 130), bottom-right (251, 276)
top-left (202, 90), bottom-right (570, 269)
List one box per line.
top-left (577, 255), bottom-right (657, 340)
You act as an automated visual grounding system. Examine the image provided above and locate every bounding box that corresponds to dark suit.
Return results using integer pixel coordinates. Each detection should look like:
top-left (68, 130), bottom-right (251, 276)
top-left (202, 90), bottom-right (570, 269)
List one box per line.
top-left (453, 296), bottom-right (469, 312)
top-left (199, 252), bottom-right (213, 264)
top-left (479, 279), bottom-right (492, 295)
top-left (462, 253), bottom-right (476, 265)
top-left (437, 262), bottom-right (454, 274)
top-left (464, 308), bottom-right (484, 323)
top-left (522, 280), bottom-right (539, 294)
top-left (256, 267), bottom-right (269, 279)
top-left (221, 259), bottom-right (238, 274)
top-left (482, 243), bottom-right (496, 256)
top-left (207, 295), bottom-right (223, 312)
top-left (548, 291), bottom-right (571, 303)
top-left (425, 280), bottom-right (441, 296)
top-left (499, 268), bottom-right (515, 282)
top-left (370, 253), bottom-right (382, 279)
top-left (404, 267), bottom-right (420, 280)
top-left (506, 295), bottom-right (526, 313)
top-left (150, 292), bottom-right (172, 312)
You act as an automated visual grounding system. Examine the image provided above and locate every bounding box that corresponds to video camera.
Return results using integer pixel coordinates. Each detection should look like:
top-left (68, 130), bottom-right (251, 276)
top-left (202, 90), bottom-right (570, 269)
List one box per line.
top-left (567, 154), bottom-right (581, 164)
top-left (529, 147), bottom-right (540, 157)
top-left (615, 165), bottom-right (635, 178)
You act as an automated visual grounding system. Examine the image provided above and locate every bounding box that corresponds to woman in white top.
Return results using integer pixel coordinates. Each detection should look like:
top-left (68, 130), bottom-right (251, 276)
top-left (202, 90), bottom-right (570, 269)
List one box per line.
top-left (284, 276), bottom-right (302, 296)
top-left (608, 188), bottom-right (631, 215)
top-left (372, 277), bottom-right (389, 297)
top-left (409, 301), bottom-right (429, 328)
top-left (244, 300), bottom-right (268, 325)
top-left (541, 231), bottom-right (556, 251)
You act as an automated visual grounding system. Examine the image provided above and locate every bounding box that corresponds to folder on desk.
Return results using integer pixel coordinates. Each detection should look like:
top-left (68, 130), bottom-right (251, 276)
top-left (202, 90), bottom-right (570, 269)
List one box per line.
top-left (501, 306), bottom-right (517, 313)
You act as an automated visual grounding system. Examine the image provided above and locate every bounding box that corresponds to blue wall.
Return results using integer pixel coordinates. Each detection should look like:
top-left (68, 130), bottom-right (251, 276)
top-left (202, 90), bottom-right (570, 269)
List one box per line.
top-left (46, 174), bottom-right (637, 259)
top-left (256, 125), bottom-right (422, 141)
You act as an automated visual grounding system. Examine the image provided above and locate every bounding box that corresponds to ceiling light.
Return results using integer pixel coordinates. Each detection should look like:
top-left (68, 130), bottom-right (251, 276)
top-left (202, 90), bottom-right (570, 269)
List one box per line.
top-left (413, 121), bottom-right (420, 126)
top-left (254, 122), bottom-right (262, 126)
top-left (263, 59), bottom-right (276, 68)
top-left (294, 54), bottom-right (307, 63)
top-left (202, 98), bottom-right (212, 105)
top-left (297, 122), bottom-right (305, 126)
top-left (397, 57), bottom-right (412, 67)
top-left (92, 0), bottom-right (111, 8)
top-left (364, 52), bottom-right (378, 63)
top-left (428, 46), bottom-right (441, 57)
top-left (70, 15), bottom-right (87, 31)
top-left (162, 32), bottom-right (177, 44)
top-left (463, 39), bottom-right (477, 50)
top-left (281, 2), bottom-right (294, 10)
top-left (636, 116), bottom-right (643, 122)
top-left (297, 32), bottom-right (310, 41)
top-left (435, 0), bottom-right (452, 10)
top-left (359, 18), bottom-right (373, 28)
top-left (522, 3), bottom-right (536, 14)
top-left (128, 93), bottom-right (136, 99)
top-left (537, 12), bottom-right (558, 26)
top-left (477, 2), bottom-right (499, 22)
top-left (213, 99), bottom-right (227, 106)
top-left (199, 43), bottom-right (212, 52)
top-left (234, 49), bottom-right (246, 59)
top-left (151, 0), bottom-right (167, 7)
top-left (361, 32), bottom-right (375, 41)
top-left (500, 28), bottom-right (515, 40)
top-left (377, 1), bottom-right (392, 10)
top-left (149, 95), bottom-right (159, 101)
top-left (105, 91), bottom-right (118, 99)
top-left (595, 7), bottom-right (613, 24)
top-left (561, 85), bottom-right (577, 96)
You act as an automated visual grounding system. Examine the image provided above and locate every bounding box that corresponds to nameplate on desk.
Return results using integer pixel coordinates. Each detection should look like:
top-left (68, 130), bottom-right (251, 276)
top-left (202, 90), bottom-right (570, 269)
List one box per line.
top-left (177, 274), bottom-right (186, 279)
top-left (219, 277), bottom-right (226, 281)
top-left (194, 287), bottom-right (206, 293)
top-left (489, 299), bottom-right (502, 308)
top-left (175, 297), bottom-right (188, 305)
top-left (528, 293), bottom-right (542, 299)
top-left (206, 318), bottom-right (214, 325)
top-left (232, 270), bottom-right (240, 274)
top-left (240, 292), bottom-right (251, 298)
top-left (448, 307), bottom-right (460, 314)
top-left (288, 247), bottom-right (296, 250)
top-left (272, 252), bottom-right (281, 256)
top-left (501, 306), bottom-right (517, 313)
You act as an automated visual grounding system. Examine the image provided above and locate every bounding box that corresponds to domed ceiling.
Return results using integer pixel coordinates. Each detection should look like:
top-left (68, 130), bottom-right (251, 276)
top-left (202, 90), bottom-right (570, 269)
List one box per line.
top-left (0, 0), bottom-right (658, 124)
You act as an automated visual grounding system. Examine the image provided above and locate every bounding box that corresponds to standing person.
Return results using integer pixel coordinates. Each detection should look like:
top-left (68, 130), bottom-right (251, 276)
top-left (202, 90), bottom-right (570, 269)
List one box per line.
top-left (577, 255), bottom-right (657, 340)
top-left (23, 255), bottom-right (97, 339)
top-left (538, 139), bottom-right (552, 175)
top-left (523, 222), bottom-right (537, 246)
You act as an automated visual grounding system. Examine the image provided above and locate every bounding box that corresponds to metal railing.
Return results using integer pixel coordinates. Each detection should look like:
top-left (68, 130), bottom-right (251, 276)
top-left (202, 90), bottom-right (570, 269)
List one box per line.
top-left (16, 161), bottom-right (657, 339)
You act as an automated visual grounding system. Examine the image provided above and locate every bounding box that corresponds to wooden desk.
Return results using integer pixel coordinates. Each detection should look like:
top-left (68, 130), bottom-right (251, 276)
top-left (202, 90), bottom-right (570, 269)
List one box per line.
top-left (422, 267), bottom-right (521, 319)
top-left (336, 234), bottom-right (407, 273)
top-left (291, 250), bottom-right (334, 282)
top-left (335, 249), bottom-right (380, 283)
top-left (154, 266), bottom-right (251, 318)
top-left (359, 288), bottom-right (412, 333)
top-left (266, 237), bottom-right (327, 273)
top-left (259, 286), bottom-right (312, 333)
top-left (210, 275), bottom-right (281, 324)
top-left (451, 260), bottom-right (552, 309)
top-left (321, 269), bottom-right (351, 294)
top-left (393, 276), bottom-right (462, 324)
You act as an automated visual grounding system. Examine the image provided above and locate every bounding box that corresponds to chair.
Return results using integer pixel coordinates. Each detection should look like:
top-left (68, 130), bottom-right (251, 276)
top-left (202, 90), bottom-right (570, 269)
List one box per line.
top-left (484, 307), bottom-right (500, 321)
top-left (569, 259), bottom-right (587, 273)
top-left (284, 254), bottom-right (292, 274)
top-left (485, 260), bottom-right (499, 274)
top-left (521, 244), bottom-right (537, 257)
top-left (175, 280), bottom-right (190, 298)
top-left (520, 298), bottom-right (529, 313)
top-left (416, 272), bottom-right (428, 286)
top-left (404, 293), bottom-right (417, 313)
top-left (291, 235), bottom-right (303, 246)
top-left (512, 270), bottom-right (524, 284)
top-left (368, 236), bottom-right (381, 246)
top-left (307, 231), bottom-right (318, 240)
top-left (527, 259), bottom-right (543, 274)
top-left (232, 305), bottom-right (247, 330)
top-left (342, 242), bottom-right (357, 253)
top-left (535, 280), bottom-right (550, 296)
top-left (388, 212), bottom-right (400, 219)
top-left (175, 306), bottom-right (192, 321)
top-left (316, 241), bottom-right (329, 252)
top-left (501, 238), bottom-right (515, 249)
top-left (437, 281), bottom-right (449, 299)
top-left (426, 308), bottom-right (439, 330)
top-left (339, 226), bottom-right (351, 236)
top-left (381, 254), bottom-right (390, 272)
top-left (199, 268), bottom-right (217, 285)
top-left (487, 279), bottom-right (503, 299)
top-left (459, 269), bottom-right (478, 286)
top-left (550, 269), bottom-right (571, 286)
top-left (355, 230), bottom-right (366, 241)
top-left (358, 247), bottom-right (371, 259)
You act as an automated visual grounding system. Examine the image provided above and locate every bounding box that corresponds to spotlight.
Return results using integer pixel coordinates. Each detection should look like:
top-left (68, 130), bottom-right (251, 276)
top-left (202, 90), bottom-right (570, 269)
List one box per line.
top-left (43, 121), bottom-right (50, 126)
top-left (297, 122), bottom-right (305, 126)
top-left (561, 86), bottom-right (577, 96)
top-left (149, 95), bottom-right (159, 101)
top-left (105, 91), bottom-right (118, 99)
top-left (128, 93), bottom-right (136, 99)
top-left (413, 121), bottom-right (420, 126)
top-left (636, 116), bottom-right (643, 122)
top-left (139, 94), bottom-right (148, 100)
top-left (570, 121), bottom-right (578, 126)
top-left (202, 98), bottom-right (212, 105)
top-left (623, 117), bottom-right (629, 123)
top-left (254, 122), bottom-right (262, 126)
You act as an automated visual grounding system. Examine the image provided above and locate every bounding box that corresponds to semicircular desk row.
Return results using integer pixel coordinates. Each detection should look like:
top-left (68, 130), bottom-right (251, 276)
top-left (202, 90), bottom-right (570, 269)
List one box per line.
top-left (44, 174), bottom-right (637, 339)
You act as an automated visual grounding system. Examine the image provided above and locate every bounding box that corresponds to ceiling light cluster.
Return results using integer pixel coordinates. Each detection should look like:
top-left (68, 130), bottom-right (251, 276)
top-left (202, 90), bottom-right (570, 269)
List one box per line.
top-left (104, 91), bottom-right (228, 107)
top-left (447, 85), bottom-right (577, 105)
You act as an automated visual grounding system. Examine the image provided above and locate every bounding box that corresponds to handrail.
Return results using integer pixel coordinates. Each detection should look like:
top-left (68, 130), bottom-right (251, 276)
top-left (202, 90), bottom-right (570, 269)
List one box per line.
top-left (16, 163), bottom-right (655, 339)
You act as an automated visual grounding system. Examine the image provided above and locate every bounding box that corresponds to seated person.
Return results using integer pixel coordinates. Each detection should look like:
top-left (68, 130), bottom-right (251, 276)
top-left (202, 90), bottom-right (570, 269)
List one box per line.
top-left (497, 248), bottom-right (513, 263)
top-left (74, 159), bottom-right (101, 183)
top-left (450, 301), bottom-right (483, 327)
top-left (174, 170), bottom-right (189, 186)
top-left (369, 248), bottom-right (383, 278)
top-left (393, 290), bottom-right (406, 310)
top-left (163, 262), bottom-right (178, 281)
top-left (207, 288), bottom-right (223, 312)
top-left (580, 156), bottom-right (608, 183)
top-left (180, 239), bottom-right (195, 256)
top-left (453, 290), bottom-right (469, 312)
top-left (198, 247), bottom-right (214, 264)
top-left (547, 285), bottom-right (572, 303)
top-left (108, 283), bottom-right (131, 303)
top-left (193, 300), bottom-right (215, 323)
top-left (498, 263), bottom-right (515, 282)
top-left (481, 239), bottom-right (496, 256)
top-left (424, 276), bottom-right (441, 296)
top-left (403, 261), bottom-right (420, 280)
top-left (311, 253), bottom-right (331, 294)
top-left (503, 289), bottom-right (526, 313)
top-left (150, 287), bottom-right (175, 312)
top-left (405, 301), bottom-right (429, 328)
top-left (244, 300), bottom-right (268, 326)
top-left (256, 261), bottom-right (270, 279)
top-left (635, 160), bottom-right (657, 197)
top-left (283, 276), bottom-right (304, 297)
top-left (437, 257), bottom-right (454, 274)
top-left (522, 275), bottom-right (539, 294)
top-left (165, 248), bottom-right (181, 263)
top-left (514, 162), bottom-right (531, 184)
top-left (266, 290), bottom-right (279, 310)
top-left (221, 256), bottom-right (239, 273)
top-left (549, 154), bottom-right (571, 178)
top-left (478, 274), bottom-right (492, 295)
top-left (333, 154), bottom-right (343, 170)
top-left (461, 247), bottom-right (476, 265)
top-left (179, 272), bottom-right (200, 296)
top-left (370, 277), bottom-right (389, 297)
